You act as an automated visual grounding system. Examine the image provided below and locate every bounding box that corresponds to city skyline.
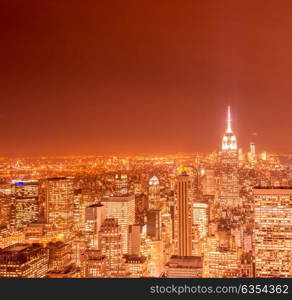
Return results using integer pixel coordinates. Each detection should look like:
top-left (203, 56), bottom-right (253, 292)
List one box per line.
top-left (1, 0), bottom-right (292, 286)
top-left (1, 1), bottom-right (292, 156)
top-left (0, 94), bottom-right (291, 278)
top-left (0, 104), bottom-right (291, 158)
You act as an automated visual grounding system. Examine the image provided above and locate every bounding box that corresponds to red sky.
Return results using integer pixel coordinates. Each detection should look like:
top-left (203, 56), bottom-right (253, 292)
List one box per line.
top-left (0, 0), bottom-right (292, 156)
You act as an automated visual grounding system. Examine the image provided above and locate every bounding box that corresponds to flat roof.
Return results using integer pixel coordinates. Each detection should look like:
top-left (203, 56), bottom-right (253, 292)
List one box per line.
top-left (254, 186), bottom-right (292, 195)
top-left (5, 244), bottom-right (29, 252)
top-left (254, 186), bottom-right (292, 189)
top-left (166, 255), bottom-right (203, 268)
top-left (102, 195), bottom-right (135, 202)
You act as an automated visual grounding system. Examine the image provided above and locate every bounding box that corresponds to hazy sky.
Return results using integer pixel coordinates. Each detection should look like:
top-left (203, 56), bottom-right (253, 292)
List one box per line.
top-left (1, 0), bottom-right (292, 156)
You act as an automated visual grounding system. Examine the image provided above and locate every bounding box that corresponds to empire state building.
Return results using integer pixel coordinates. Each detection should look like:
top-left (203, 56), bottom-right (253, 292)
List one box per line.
top-left (219, 106), bottom-right (241, 208)
top-left (222, 106), bottom-right (237, 152)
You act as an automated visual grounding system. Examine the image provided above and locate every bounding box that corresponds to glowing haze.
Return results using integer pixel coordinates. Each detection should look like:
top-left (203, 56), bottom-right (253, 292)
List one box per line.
top-left (0, 0), bottom-right (292, 156)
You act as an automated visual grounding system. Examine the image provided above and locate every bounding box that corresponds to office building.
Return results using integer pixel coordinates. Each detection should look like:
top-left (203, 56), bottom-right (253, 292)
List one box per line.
top-left (84, 203), bottom-right (106, 248)
top-left (165, 255), bottom-right (203, 278)
top-left (146, 209), bottom-right (161, 240)
top-left (101, 195), bottom-right (135, 254)
top-left (174, 172), bottom-right (194, 256)
top-left (82, 249), bottom-right (107, 278)
top-left (10, 180), bottom-right (39, 230)
top-left (128, 224), bottom-right (142, 256)
top-left (99, 218), bottom-right (124, 276)
top-left (220, 106), bottom-right (241, 208)
top-left (254, 187), bottom-right (292, 277)
top-left (0, 243), bottom-right (49, 278)
top-left (44, 177), bottom-right (74, 231)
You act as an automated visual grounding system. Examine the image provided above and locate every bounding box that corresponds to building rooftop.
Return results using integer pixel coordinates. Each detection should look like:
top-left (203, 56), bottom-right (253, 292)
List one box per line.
top-left (101, 195), bottom-right (135, 202)
top-left (165, 255), bottom-right (203, 269)
top-left (3, 244), bottom-right (29, 252)
top-left (47, 241), bottom-right (68, 249)
top-left (88, 203), bottom-right (104, 208)
top-left (124, 255), bottom-right (147, 263)
top-left (254, 186), bottom-right (292, 189)
top-left (0, 243), bottom-right (46, 264)
top-left (46, 177), bottom-right (71, 181)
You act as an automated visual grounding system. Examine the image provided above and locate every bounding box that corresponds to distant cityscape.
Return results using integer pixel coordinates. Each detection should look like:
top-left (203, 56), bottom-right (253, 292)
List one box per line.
top-left (0, 106), bottom-right (291, 278)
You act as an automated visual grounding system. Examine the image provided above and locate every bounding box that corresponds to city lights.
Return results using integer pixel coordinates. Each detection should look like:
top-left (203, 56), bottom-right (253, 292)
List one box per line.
top-left (0, 106), bottom-right (290, 278)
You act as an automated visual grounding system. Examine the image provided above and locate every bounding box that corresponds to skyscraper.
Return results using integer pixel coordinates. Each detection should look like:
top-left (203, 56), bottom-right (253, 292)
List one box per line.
top-left (192, 199), bottom-right (209, 255)
top-left (247, 142), bottom-right (256, 164)
top-left (219, 106), bottom-right (241, 208)
top-left (124, 255), bottom-right (147, 277)
top-left (165, 255), bottom-right (203, 278)
top-left (221, 106), bottom-right (237, 152)
top-left (148, 175), bottom-right (160, 210)
top-left (113, 173), bottom-right (129, 196)
top-left (73, 189), bottom-right (87, 231)
top-left (99, 218), bottom-right (124, 277)
top-left (201, 169), bottom-right (215, 196)
top-left (82, 249), bottom-right (107, 278)
top-left (0, 191), bottom-right (11, 228)
top-left (45, 177), bottom-right (74, 231)
top-left (254, 187), bottom-right (292, 277)
top-left (101, 195), bottom-right (135, 254)
top-left (146, 209), bottom-right (161, 240)
top-left (128, 224), bottom-right (142, 256)
top-left (10, 180), bottom-right (40, 230)
top-left (84, 203), bottom-right (106, 248)
top-left (174, 171), bottom-right (194, 256)
top-left (47, 241), bottom-right (72, 272)
top-left (0, 243), bottom-right (49, 278)
top-left (250, 142), bottom-right (256, 157)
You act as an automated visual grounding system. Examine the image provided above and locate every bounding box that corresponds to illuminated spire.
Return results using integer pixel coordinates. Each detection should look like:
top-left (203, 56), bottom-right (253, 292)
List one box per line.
top-left (226, 105), bottom-right (232, 133)
top-left (222, 105), bottom-right (237, 150)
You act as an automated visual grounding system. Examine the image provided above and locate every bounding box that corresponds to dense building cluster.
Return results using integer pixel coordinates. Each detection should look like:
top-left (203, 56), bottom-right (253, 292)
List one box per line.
top-left (0, 107), bottom-right (291, 278)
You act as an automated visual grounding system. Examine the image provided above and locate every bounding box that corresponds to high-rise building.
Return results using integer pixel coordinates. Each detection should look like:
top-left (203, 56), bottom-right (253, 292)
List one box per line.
top-left (260, 152), bottom-right (267, 161)
top-left (254, 187), bottom-right (292, 277)
top-left (148, 176), bottom-right (160, 210)
top-left (113, 173), bottom-right (129, 196)
top-left (44, 177), bottom-right (74, 231)
top-left (202, 169), bottom-right (215, 196)
top-left (124, 255), bottom-right (147, 277)
top-left (192, 199), bottom-right (208, 255)
top-left (84, 203), bottom-right (106, 248)
top-left (147, 239), bottom-right (164, 277)
top-left (146, 209), bottom-right (161, 240)
top-left (238, 148), bottom-right (244, 161)
top-left (165, 255), bottom-right (203, 278)
top-left (128, 224), bottom-right (142, 256)
top-left (99, 218), bottom-right (124, 276)
top-left (11, 180), bottom-right (39, 198)
top-left (204, 250), bottom-right (240, 278)
top-left (203, 229), bottom-right (241, 278)
top-left (46, 264), bottom-right (80, 278)
top-left (72, 235), bottom-right (87, 268)
top-left (82, 249), bottom-right (107, 278)
top-left (250, 142), bottom-right (256, 157)
top-left (221, 106), bottom-right (237, 152)
top-left (174, 172), bottom-right (194, 256)
top-left (0, 192), bottom-right (12, 228)
top-left (220, 106), bottom-right (241, 208)
top-left (0, 228), bottom-right (25, 249)
top-left (73, 189), bottom-right (87, 231)
top-left (101, 195), bottom-right (135, 254)
top-left (0, 243), bottom-right (49, 278)
top-left (10, 180), bottom-right (39, 230)
top-left (193, 200), bottom-right (208, 240)
top-left (47, 241), bottom-right (71, 271)
top-left (247, 142), bottom-right (256, 164)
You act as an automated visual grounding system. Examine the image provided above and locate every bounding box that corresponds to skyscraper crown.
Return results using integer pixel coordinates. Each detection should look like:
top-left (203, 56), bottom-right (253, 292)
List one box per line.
top-left (222, 105), bottom-right (237, 150)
